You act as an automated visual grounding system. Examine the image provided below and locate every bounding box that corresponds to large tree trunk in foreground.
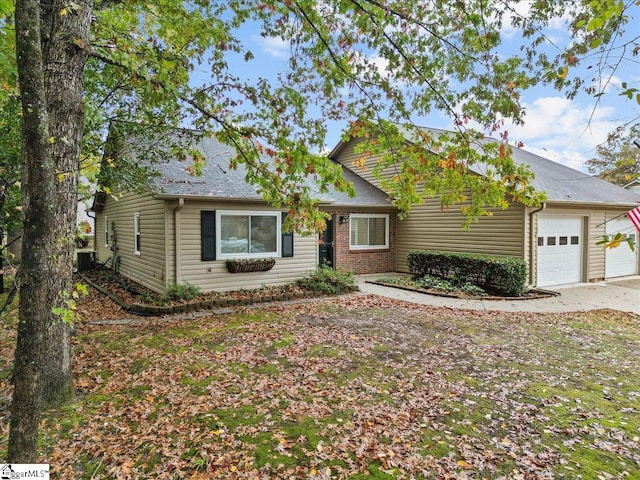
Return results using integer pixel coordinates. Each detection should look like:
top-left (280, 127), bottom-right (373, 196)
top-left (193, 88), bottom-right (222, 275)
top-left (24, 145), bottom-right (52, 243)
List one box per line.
top-left (38, 0), bottom-right (91, 408)
top-left (8, 0), bottom-right (91, 462)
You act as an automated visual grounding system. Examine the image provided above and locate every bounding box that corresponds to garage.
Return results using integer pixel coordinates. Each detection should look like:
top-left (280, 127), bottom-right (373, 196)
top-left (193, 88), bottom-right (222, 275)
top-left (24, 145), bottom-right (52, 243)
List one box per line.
top-left (605, 216), bottom-right (638, 278)
top-left (537, 216), bottom-right (584, 287)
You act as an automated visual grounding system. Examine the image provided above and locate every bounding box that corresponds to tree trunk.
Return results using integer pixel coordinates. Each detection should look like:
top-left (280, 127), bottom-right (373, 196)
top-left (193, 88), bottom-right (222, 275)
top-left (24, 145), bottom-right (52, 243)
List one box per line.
top-left (8, 0), bottom-right (91, 462)
top-left (39, 0), bottom-right (92, 408)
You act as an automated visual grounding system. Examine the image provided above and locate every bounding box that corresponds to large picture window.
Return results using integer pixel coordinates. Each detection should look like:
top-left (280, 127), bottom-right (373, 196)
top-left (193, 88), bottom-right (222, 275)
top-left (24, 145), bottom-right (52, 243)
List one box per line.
top-left (216, 211), bottom-right (280, 259)
top-left (350, 214), bottom-right (389, 250)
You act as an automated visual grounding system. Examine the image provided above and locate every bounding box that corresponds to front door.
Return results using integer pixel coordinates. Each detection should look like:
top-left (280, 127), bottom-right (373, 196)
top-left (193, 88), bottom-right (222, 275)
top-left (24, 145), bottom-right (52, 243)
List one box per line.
top-left (318, 217), bottom-right (334, 268)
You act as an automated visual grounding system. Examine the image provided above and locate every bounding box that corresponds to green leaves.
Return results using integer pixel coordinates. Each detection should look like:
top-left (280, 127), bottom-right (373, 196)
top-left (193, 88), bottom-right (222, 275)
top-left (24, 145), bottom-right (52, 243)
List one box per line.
top-left (585, 124), bottom-right (640, 185)
top-left (52, 283), bottom-right (89, 325)
top-left (68, 0), bottom-right (636, 230)
top-left (83, 0), bottom-right (555, 229)
top-left (352, 123), bottom-right (545, 226)
top-left (597, 232), bottom-right (636, 251)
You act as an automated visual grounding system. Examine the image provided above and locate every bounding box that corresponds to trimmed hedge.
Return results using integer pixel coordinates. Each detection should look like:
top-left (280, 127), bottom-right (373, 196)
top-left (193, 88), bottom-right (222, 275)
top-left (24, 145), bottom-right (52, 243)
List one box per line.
top-left (407, 250), bottom-right (528, 297)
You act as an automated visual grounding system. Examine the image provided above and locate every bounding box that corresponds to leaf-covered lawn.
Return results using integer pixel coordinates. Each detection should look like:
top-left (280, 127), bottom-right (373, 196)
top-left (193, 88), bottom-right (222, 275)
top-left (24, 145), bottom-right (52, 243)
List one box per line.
top-left (2, 295), bottom-right (640, 479)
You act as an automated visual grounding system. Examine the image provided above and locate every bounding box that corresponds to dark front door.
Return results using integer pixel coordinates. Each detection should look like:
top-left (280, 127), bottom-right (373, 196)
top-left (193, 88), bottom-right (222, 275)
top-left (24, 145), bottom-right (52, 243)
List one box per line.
top-left (318, 217), bottom-right (334, 268)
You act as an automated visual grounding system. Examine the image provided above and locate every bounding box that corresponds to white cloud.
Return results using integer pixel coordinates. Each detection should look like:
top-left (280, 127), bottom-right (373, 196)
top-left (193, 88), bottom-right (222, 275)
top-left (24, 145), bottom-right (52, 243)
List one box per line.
top-left (596, 74), bottom-right (623, 94)
top-left (499, 3), bottom-right (572, 45)
top-left (369, 55), bottom-right (389, 76)
top-left (522, 145), bottom-right (588, 172)
top-left (503, 96), bottom-right (618, 171)
top-left (255, 35), bottom-right (289, 58)
top-left (499, 2), bottom-right (532, 39)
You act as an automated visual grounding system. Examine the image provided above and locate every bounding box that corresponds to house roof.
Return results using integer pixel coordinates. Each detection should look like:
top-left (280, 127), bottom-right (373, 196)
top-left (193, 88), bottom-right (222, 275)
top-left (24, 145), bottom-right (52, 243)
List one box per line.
top-left (623, 178), bottom-right (640, 189)
top-left (503, 145), bottom-right (640, 206)
top-left (127, 134), bottom-right (392, 208)
top-left (333, 124), bottom-right (640, 207)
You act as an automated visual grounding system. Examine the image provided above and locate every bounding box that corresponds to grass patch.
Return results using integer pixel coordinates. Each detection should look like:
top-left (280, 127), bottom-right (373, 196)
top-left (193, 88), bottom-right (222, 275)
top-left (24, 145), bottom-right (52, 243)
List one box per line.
top-left (2, 300), bottom-right (639, 479)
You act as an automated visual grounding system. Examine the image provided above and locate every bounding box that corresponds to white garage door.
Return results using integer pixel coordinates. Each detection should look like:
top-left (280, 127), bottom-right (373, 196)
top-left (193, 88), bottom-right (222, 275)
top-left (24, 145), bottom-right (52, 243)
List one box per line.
top-left (605, 216), bottom-right (638, 278)
top-left (537, 216), bottom-right (583, 287)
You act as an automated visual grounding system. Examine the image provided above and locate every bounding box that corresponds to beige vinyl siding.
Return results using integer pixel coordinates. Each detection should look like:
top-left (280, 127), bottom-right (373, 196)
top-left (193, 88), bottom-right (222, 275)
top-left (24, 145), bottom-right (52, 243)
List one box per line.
top-left (526, 205), bottom-right (631, 284)
top-left (589, 210), bottom-right (606, 280)
top-left (175, 200), bottom-right (317, 292)
top-left (332, 138), bottom-right (391, 189)
top-left (94, 192), bottom-right (168, 293)
top-left (165, 201), bottom-right (177, 288)
top-left (94, 212), bottom-right (109, 264)
top-left (334, 138), bottom-right (527, 272)
top-left (396, 200), bottom-right (526, 271)
top-left (523, 206), bottom-right (534, 284)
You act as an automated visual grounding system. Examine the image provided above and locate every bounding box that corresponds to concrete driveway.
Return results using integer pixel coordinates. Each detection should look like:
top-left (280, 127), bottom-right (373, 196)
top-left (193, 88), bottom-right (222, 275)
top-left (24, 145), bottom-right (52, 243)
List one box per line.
top-left (356, 275), bottom-right (640, 314)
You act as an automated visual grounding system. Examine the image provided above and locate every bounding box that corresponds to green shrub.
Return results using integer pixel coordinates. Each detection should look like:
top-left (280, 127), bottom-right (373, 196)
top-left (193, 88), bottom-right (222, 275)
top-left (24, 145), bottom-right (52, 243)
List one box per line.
top-left (413, 275), bottom-right (486, 296)
top-left (164, 282), bottom-right (202, 302)
top-left (456, 282), bottom-right (487, 296)
top-left (407, 250), bottom-right (527, 296)
top-left (297, 266), bottom-right (358, 295)
top-left (376, 276), bottom-right (411, 286)
top-left (376, 274), bottom-right (487, 296)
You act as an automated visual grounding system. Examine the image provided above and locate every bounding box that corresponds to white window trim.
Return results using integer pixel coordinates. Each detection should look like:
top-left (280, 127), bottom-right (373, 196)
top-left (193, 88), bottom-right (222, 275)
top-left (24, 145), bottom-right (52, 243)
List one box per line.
top-left (133, 212), bottom-right (141, 255)
top-left (215, 210), bottom-right (281, 259)
top-left (104, 215), bottom-right (110, 247)
top-left (349, 213), bottom-right (389, 250)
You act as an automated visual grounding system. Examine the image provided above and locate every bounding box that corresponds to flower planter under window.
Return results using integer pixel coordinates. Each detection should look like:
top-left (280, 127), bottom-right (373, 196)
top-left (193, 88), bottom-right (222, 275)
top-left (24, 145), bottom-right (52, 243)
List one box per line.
top-left (226, 258), bottom-right (276, 273)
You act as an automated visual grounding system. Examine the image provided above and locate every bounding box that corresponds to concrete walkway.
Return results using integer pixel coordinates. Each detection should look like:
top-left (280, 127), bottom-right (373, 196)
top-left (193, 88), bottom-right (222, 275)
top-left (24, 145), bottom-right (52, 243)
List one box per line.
top-left (356, 274), bottom-right (640, 314)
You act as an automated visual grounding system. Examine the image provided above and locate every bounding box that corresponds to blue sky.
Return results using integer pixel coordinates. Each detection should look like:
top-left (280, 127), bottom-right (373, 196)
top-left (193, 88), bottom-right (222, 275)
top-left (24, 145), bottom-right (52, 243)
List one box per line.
top-left (193, 3), bottom-right (640, 173)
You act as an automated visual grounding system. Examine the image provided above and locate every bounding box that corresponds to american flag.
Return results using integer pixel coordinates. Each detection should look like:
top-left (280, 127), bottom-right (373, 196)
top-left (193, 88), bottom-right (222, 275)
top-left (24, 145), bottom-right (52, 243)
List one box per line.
top-left (628, 205), bottom-right (640, 231)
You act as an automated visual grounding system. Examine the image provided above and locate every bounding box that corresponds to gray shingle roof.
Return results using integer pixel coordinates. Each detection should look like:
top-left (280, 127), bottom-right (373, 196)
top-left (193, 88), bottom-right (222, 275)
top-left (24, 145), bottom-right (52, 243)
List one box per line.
top-left (129, 134), bottom-right (391, 208)
top-left (506, 146), bottom-right (640, 206)
top-left (404, 125), bottom-right (640, 207)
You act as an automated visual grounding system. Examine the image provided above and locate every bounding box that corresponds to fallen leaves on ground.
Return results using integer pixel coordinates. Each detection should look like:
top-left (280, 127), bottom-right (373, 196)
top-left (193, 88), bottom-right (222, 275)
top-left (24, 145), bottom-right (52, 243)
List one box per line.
top-left (1, 294), bottom-right (640, 479)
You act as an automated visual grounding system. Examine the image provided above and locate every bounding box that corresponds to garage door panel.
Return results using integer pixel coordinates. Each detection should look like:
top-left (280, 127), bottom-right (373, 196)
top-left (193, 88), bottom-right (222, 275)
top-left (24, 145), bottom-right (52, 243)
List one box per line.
top-left (537, 216), bottom-right (583, 287)
top-left (605, 217), bottom-right (638, 278)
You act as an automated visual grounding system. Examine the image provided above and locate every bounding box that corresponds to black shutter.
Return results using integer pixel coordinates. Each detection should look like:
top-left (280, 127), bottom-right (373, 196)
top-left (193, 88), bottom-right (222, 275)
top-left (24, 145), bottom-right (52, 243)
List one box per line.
top-left (281, 212), bottom-right (294, 258)
top-left (201, 211), bottom-right (216, 261)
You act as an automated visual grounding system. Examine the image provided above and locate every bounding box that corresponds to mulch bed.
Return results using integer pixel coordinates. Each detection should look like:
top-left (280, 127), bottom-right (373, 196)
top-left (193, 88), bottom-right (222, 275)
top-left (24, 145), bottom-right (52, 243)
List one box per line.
top-left (367, 280), bottom-right (558, 301)
top-left (77, 267), bottom-right (320, 318)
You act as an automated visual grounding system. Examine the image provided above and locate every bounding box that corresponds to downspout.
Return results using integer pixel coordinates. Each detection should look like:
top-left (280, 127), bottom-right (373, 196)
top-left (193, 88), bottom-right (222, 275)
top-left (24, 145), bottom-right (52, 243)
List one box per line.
top-left (528, 202), bottom-right (547, 286)
top-left (173, 198), bottom-right (185, 285)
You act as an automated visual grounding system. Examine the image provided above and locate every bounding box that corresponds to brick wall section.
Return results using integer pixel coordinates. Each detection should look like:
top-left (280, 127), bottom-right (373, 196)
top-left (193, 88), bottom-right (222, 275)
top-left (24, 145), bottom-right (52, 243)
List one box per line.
top-left (325, 209), bottom-right (397, 274)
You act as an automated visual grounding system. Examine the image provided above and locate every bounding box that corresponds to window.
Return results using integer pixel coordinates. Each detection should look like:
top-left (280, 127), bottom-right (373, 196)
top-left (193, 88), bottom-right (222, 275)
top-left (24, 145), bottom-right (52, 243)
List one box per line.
top-left (571, 236), bottom-right (579, 245)
top-left (547, 236), bottom-right (556, 246)
top-left (104, 215), bottom-right (110, 246)
top-left (201, 210), bottom-right (292, 261)
top-left (559, 236), bottom-right (568, 245)
top-left (350, 214), bottom-right (389, 250)
top-left (216, 211), bottom-right (280, 259)
top-left (133, 212), bottom-right (141, 254)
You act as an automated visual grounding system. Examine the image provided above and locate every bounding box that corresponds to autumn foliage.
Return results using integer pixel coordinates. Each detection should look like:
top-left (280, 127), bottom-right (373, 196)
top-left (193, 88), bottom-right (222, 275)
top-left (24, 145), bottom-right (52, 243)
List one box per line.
top-left (2, 291), bottom-right (640, 478)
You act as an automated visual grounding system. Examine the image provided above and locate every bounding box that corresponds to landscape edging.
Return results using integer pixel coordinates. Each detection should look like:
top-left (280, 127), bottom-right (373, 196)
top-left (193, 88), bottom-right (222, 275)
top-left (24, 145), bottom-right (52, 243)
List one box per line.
top-left (365, 280), bottom-right (560, 301)
top-left (78, 272), bottom-right (316, 317)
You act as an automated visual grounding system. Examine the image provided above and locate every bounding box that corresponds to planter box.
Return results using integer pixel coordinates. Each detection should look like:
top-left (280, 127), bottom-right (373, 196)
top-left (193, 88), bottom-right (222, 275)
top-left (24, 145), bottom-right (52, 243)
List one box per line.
top-left (226, 258), bottom-right (276, 273)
